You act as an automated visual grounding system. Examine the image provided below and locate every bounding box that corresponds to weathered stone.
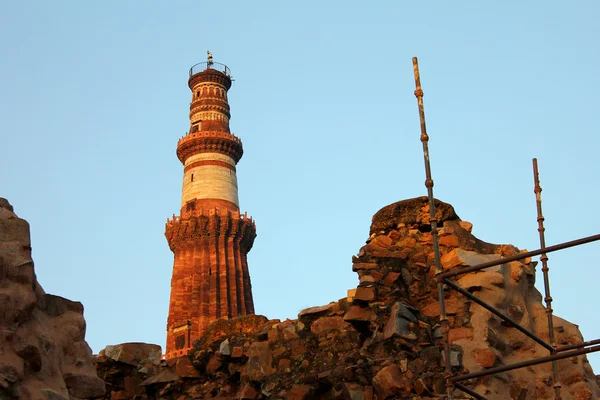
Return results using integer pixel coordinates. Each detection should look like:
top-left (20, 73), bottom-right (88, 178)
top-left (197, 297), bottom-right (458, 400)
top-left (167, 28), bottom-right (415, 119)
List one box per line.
top-left (363, 244), bottom-right (409, 259)
top-left (371, 197), bottom-right (460, 234)
top-left (281, 324), bottom-right (299, 340)
top-left (219, 338), bottom-right (231, 356)
top-left (277, 358), bottom-right (291, 372)
top-left (175, 357), bottom-right (200, 377)
top-left (352, 263), bottom-right (379, 272)
top-left (439, 234), bottom-right (459, 247)
top-left (246, 342), bottom-right (274, 381)
top-left (139, 369), bottom-right (179, 386)
top-left (457, 270), bottom-right (504, 291)
top-left (290, 341), bottom-right (305, 359)
top-left (448, 327), bottom-right (474, 343)
top-left (394, 302), bottom-right (417, 322)
top-left (414, 378), bottom-right (431, 395)
top-left (0, 201), bottom-right (104, 400)
top-left (17, 344), bottom-right (42, 372)
top-left (342, 382), bottom-right (366, 400)
top-left (372, 365), bottom-right (412, 399)
top-left (360, 275), bottom-right (375, 284)
top-left (63, 373), bottom-right (106, 399)
top-left (421, 297), bottom-right (462, 317)
top-left (311, 316), bottom-right (349, 334)
top-left (298, 303), bottom-right (334, 319)
top-left (288, 383), bottom-right (313, 400)
top-left (441, 248), bottom-right (502, 271)
top-left (101, 343), bottom-right (162, 366)
top-left (37, 294), bottom-right (84, 317)
top-left (459, 221), bottom-right (473, 232)
top-left (205, 353), bottom-right (223, 374)
top-left (383, 272), bottom-right (400, 285)
top-left (370, 235), bottom-right (392, 248)
top-left (238, 382), bottom-right (260, 399)
top-left (41, 389), bottom-right (69, 400)
top-left (353, 286), bottom-right (375, 302)
top-left (442, 350), bottom-right (463, 367)
top-left (383, 315), bottom-right (411, 340)
top-left (474, 348), bottom-right (497, 368)
top-left (384, 302), bottom-right (418, 340)
top-left (231, 346), bottom-right (244, 358)
top-left (344, 306), bottom-right (376, 322)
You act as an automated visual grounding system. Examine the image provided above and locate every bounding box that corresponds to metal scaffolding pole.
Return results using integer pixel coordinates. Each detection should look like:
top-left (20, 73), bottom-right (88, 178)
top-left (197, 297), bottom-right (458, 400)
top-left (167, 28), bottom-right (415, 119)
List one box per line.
top-left (443, 278), bottom-right (553, 352)
top-left (438, 233), bottom-right (600, 281)
top-left (452, 345), bottom-right (600, 383)
top-left (408, 58), bottom-right (599, 399)
top-left (454, 383), bottom-right (488, 400)
top-left (412, 56), bottom-right (453, 399)
top-left (533, 158), bottom-right (562, 399)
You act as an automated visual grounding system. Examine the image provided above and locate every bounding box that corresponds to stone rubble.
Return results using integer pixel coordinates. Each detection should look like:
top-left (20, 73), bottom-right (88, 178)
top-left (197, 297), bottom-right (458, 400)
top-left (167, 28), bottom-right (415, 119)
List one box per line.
top-left (94, 197), bottom-right (600, 399)
top-left (0, 198), bottom-right (105, 400)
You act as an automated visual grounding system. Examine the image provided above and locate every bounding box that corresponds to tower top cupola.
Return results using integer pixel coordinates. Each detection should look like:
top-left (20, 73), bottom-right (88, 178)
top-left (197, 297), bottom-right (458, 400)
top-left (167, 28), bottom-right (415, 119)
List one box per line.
top-left (186, 52), bottom-right (233, 134)
top-left (188, 51), bottom-right (232, 90)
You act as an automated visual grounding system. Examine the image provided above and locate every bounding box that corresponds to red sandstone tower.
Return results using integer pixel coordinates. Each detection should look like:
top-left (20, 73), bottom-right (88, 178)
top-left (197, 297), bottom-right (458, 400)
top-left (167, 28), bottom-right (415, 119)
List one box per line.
top-left (164, 55), bottom-right (256, 359)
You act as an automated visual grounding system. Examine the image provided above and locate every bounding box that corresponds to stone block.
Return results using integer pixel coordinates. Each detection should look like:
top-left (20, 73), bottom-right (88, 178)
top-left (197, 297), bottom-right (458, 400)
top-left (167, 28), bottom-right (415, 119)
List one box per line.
top-left (101, 343), bottom-right (162, 366)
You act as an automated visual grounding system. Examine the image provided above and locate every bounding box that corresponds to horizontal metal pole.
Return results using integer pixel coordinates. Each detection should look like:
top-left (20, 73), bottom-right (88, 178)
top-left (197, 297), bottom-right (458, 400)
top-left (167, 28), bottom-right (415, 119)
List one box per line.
top-left (455, 383), bottom-right (487, 400)
top-left (556, 338), bottom-right (600, 352)
top-left (452, 345), bottom-right (600, 383)
top-left (444, 279), bottom-right (554, 352)
top-left (439, 233), bottom-right (600, 280)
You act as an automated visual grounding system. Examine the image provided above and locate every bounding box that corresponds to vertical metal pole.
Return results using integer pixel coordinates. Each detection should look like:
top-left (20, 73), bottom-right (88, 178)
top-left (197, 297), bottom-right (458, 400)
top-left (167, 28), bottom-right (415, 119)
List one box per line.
top-left (412, 57), bottom-right (453, 399)
top-left (533, 158), bottom-right (562, 399)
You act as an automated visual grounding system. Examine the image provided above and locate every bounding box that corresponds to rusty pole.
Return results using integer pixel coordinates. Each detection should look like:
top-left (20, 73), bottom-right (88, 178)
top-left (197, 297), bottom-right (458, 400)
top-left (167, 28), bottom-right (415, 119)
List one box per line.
top-left (438, 233), bottom-right (600, 280)
top-left (444, 278), bottom-right (553, 351)
top-left (556, 338), bottom-right (600, 352)
top-left (412, 57), bottom-right (454, 399)
top-left (454, 383), bottom-right (488, 400)
top-left (452, 345), bottom-right (600, 383)
top-left (533, 158), bottom-right (562, 399)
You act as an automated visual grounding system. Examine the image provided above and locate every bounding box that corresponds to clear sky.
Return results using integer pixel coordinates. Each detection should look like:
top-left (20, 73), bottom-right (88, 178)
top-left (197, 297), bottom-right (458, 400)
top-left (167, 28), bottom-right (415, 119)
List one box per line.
top-left (2, 1), bottom-right (599, 372)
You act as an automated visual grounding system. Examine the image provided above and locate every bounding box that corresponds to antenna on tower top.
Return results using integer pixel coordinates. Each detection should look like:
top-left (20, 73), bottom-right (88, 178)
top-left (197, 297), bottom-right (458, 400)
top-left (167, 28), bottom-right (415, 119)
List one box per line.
top-left (207, 50), bottom-right (213, 67)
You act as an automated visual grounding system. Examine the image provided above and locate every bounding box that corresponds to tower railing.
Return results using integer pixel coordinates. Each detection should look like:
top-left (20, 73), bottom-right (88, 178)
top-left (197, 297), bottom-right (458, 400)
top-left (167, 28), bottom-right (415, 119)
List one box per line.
top-left (189, 62), bottom-right (231, 77)
top-left (178, 130), bottom-right (242, 145)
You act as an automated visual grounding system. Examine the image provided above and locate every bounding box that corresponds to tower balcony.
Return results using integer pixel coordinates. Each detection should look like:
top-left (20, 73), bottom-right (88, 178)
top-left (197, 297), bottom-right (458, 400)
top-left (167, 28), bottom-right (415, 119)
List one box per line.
top-left (189, 62), bottom-right (231, 78)
top-left (188, 61), bottom-right (232, 90)
top-left (176, 131), bottom-right (243, 164)
top-left (165, 208), bottom-right (256, 251)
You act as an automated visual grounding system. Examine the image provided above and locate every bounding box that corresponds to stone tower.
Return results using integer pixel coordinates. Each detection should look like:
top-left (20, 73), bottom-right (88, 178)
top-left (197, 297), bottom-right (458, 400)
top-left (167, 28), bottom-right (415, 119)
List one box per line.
top-left (164, 57), bottom-right (256, 359)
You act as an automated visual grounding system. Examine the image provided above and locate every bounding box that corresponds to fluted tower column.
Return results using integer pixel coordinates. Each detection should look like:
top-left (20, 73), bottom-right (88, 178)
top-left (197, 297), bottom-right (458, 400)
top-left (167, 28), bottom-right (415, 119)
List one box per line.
top-left (164, 57), bottom-right (256, 359)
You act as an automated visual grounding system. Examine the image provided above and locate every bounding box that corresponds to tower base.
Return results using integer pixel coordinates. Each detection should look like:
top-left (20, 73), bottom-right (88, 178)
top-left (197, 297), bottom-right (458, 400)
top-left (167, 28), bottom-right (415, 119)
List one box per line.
top-left (164, 207), bottom-right (256, 359)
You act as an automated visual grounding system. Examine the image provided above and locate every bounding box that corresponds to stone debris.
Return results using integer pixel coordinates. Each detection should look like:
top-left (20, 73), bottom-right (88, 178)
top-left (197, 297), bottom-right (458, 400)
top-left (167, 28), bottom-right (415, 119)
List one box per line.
top-left (0, 198), bottom-right (105, 399)
top-left (101, 342), bottom-right (162, 366)
top-left (4, 196), bottom-right (598, 399)
top-left (94, 197), bottom-right (599, 399)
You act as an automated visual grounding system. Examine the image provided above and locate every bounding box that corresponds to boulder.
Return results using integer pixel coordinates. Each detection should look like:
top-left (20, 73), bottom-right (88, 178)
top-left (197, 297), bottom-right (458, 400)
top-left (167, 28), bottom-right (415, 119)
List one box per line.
top-left (101, 343), bottom-right (162, 366)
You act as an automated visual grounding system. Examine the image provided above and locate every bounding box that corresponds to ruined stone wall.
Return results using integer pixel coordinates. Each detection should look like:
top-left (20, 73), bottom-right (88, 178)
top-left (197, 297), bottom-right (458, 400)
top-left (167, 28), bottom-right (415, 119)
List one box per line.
top-left (97, 197), bottom-right (600, 399)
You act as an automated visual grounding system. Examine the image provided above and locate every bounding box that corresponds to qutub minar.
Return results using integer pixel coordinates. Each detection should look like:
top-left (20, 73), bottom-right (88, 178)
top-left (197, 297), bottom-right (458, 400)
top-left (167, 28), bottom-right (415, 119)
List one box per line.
top-left (164, 53), bottom-right (256, 359)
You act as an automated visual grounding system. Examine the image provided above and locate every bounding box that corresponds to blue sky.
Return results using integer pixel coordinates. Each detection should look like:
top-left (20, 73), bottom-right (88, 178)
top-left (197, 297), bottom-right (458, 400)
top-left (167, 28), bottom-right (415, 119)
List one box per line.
top-left (1, 2), bottom-right (599, 371)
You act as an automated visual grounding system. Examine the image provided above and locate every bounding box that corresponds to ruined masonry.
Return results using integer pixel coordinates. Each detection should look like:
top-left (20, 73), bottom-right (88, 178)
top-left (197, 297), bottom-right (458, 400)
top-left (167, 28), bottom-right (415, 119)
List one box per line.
top-left (164, 59), bottom-right (256, 359)
top-left (96, 197), bottom-right (600, 399)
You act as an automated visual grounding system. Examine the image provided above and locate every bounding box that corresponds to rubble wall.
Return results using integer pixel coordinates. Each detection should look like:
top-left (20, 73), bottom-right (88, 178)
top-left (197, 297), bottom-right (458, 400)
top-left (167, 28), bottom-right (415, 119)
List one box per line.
top-left (95, 197), bottom-right (599, 398)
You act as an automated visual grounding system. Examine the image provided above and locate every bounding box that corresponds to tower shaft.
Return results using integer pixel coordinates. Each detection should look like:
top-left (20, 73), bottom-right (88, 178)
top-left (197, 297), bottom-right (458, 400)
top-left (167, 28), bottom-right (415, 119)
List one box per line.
top-left (164, 60), bottom-right (256, 359)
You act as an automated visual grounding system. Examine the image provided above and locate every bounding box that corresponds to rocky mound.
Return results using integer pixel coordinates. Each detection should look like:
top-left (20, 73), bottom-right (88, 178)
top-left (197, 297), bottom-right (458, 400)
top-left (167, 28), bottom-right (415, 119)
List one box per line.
top-left (0, 198), bottom-right (105, 400)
